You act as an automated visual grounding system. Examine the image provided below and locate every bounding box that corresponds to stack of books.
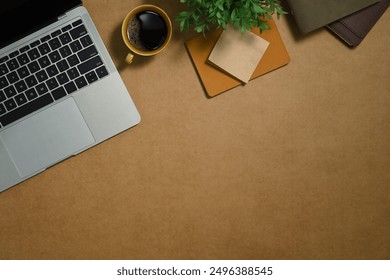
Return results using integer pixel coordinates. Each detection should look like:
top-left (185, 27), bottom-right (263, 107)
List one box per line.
top-left (185, 17), bottom-right (290, 98)
top-left (286, 0), bottom-right (389, 47)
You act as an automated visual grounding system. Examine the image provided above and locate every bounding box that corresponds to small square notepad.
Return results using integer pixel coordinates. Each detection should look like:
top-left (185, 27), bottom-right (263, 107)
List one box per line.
top-left (207, 27), bottom-right (270, 84)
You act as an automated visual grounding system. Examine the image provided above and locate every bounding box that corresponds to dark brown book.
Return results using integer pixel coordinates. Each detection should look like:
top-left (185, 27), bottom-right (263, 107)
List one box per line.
top-left (326, 0), bottom-right (389, 47)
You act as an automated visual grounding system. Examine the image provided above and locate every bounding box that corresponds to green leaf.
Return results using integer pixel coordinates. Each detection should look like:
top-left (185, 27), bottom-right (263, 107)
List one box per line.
top-left (176, 0), bottom-right (286, 33)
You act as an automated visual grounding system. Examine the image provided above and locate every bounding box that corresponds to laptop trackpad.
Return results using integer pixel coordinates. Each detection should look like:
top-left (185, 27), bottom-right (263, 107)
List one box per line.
top-left (1, 98), bottom-right (95, 177)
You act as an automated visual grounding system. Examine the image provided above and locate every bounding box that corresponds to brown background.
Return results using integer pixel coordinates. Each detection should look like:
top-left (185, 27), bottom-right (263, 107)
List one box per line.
top-left (0, 0), bottom-right (389, 259)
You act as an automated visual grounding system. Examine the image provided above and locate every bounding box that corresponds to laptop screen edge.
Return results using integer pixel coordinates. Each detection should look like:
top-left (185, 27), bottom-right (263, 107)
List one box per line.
top-left (0, 0), bottom-right (82, 48)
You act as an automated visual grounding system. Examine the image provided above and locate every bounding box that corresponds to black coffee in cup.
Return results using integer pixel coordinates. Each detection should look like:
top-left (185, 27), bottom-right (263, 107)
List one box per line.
top-left (127, 10), bottom-right (168, 51)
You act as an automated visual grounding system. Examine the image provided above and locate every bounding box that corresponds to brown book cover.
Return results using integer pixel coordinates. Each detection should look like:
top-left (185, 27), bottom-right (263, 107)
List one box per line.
top-left (185, 17), bottom-right (290, 97)
top-left (326, 0), bottom-right (389, 47)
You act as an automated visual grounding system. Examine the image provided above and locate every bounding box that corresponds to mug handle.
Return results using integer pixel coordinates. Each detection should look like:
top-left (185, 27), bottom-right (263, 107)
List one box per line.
top-left (125, 53), bottom-right (134, 64)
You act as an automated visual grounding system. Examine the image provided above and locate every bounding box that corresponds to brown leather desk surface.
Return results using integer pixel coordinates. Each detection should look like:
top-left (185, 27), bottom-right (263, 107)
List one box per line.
top-left (1, 0), bottom-right (389, 260)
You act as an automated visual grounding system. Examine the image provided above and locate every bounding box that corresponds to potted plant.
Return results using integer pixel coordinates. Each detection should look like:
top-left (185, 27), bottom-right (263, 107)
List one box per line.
top-left (176, 0), bottom-right (287, 33)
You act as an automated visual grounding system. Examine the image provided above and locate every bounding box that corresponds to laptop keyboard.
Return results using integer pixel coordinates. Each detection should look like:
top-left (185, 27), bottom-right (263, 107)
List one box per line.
top-left (0, 19), bottom-right (109, 129)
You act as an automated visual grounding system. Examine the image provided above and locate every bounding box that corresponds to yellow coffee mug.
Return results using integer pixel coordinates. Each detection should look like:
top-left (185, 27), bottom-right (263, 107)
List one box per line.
top-left (121, 4), bottom-right (172, 64)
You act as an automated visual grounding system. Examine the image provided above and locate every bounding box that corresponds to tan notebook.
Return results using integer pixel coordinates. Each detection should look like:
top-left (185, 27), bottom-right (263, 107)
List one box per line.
top-left (207, 27), bottom-right (270, 84)
top-left (185, 17), bottom-right (290, 97)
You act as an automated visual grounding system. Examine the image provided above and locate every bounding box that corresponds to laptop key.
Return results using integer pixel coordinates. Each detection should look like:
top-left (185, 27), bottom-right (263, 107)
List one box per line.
top-left (64, 81), bottom-right (77, 94)
top-left (70, 25), bottom-right (87, 39)
top-left (46, 78), bottom-right (59, 90)
top-left (67, 54), bottom-right (80, 67)
top-left (15, 80), bottom-right (27, 93)
top-left (27, 48), bottom-right (40, 61)
top-left (38, 56), bottom-right (51, 68)
top-left (70, 41), bottom-right (83, 53)
top-left (67, 67), bottom-right (80, 79)
top-left (7, 58), bottom-right (19, 71)
top-left (59, 33), bottom-right (72, 45)
top-left (27, 61), bottom-right (40, 74)
top-left (96, 65), bottom-right (108, 78)
top-left (4, 98), bottom-right (17, 111)
top-left (4, 85), bottom-right (17, 98)
top-left (48, 50), bottom-right (61, 63)
top-left (52, 87), bottom-right (66, 100)
top-left (6, 71), bottom-right (20, 84)
top-left (78, 55), bottom-right (103, 75)
top-left (0, 93), bottom-right (54, 126)
top-left (25, 75), bottom-right (38, 87)
top-left (15, 93), bottom-right (28, 106)
top-left (46, 65), bottom-right (59, 77)
top-left (41, 35), bottom-right (51, 43)
top-left (72, 19), bottom-right (83, 27)
top-left (17, 53), bottom-right (30, 66)
top-left (25, 88), bottom-right (38, 100)
top-left (85, 71), bottom-right (98, 84)
top-left (36, 70), bottom-right (49, 83)
top-left (80, 35), bottom-right (93, 47)
top-left (30, 40), bottom-right (40, 48)
top-left (59, 45), bottom-right (72, 58)
top-left (36, 83), bottom-right (49, 95)
top-left (56, 73), bottom-right (69, 85)
top-left (48, 37), bottom-right (61, 50)
top-left (75, 76), bottom-right (87, 89)
top-left (17, 66), bottom-right (30, 79)
top-left (61, 25), bottom-right (72, 32)
top-left (78, 45), bottom-right (98, 62)
top-left (20, 45), bottom-right (30, 53)
top-left (9, 51), bottom-right (19, 58)
top-left (56, 59), bottom-right (70, 72)
top-left (51, 30), bottom-right (62, 38)
top-left (38, 43), bottom-right (51, 55)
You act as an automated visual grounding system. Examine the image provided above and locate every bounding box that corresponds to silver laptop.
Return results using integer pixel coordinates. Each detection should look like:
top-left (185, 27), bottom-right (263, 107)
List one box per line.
top-left (0, 0), bottom-right (141, 192)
